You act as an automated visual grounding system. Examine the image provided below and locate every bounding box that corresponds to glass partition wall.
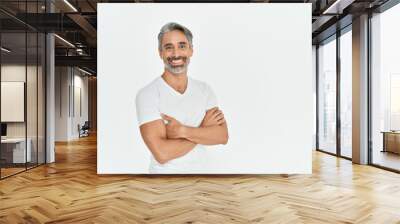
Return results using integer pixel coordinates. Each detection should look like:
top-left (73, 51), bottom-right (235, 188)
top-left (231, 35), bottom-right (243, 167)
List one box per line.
top-left (316, 27), bottom-right (353, 159)
top-left (0, 2), bottom-right (46, 179)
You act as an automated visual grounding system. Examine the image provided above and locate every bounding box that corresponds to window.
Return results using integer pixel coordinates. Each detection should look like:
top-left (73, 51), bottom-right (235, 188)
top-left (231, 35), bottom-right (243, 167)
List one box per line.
top-left (371, 3), bottom-right (400, 171)
top-left (339, 28), bottom-right (352, 158)
top-left (318, 36), bottom-right (337, 154)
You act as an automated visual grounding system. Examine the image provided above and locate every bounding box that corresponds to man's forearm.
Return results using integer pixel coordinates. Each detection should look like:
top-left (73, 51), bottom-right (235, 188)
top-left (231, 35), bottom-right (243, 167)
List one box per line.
top-left (181, 124), bottom-right (228, 145)
top-left (151, 138), bottom-right (196, 164)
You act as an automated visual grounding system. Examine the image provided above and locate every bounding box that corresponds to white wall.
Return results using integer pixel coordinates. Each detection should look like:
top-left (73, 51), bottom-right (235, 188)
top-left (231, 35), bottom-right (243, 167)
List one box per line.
top-left (55, 67), bottom-right (89, 141)
top-left (55, 67), bottom-right (69, 141)
top-left (71, 72), bottom-right (89, 138)
top-left (312, 45), bottom-right (316, 150)
top-left (1, 65), bottom-right (41, 138)
top-left (1, 65), bottom-right (26, 131)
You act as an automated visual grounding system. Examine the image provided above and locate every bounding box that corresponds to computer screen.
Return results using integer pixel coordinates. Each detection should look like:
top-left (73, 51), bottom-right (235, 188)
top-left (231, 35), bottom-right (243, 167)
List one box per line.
top-left (1, 123), bottom-right (7, 137)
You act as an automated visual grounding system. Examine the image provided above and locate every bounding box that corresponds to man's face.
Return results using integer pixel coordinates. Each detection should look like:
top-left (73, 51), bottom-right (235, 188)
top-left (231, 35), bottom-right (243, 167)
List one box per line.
top-left (159, 30), bottom-right (193, 75)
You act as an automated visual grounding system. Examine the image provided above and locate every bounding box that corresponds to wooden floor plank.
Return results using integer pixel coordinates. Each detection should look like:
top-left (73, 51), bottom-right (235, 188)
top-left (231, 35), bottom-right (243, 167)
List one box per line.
top-left (1, 134), bottom-right (400, 223)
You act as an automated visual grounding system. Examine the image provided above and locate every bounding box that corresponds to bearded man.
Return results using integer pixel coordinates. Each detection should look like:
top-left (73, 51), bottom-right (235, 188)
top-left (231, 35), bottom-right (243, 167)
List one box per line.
top-left (135, 22), bottom-right (229, 173)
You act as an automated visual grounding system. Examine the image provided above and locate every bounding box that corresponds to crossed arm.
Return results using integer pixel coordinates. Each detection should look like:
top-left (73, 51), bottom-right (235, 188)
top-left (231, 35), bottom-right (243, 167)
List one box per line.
top-left (139, 107), bottom-right (229, 164)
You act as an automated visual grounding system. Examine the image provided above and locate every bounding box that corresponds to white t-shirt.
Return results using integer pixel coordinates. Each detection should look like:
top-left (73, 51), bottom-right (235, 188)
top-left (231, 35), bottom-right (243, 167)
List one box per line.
top-left (135, 76), bottom-right (218, 174)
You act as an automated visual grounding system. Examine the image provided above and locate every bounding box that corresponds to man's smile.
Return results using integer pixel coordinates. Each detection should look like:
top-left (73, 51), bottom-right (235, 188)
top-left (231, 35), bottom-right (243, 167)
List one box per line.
top-left (168, 57), bottom-right (186, 66)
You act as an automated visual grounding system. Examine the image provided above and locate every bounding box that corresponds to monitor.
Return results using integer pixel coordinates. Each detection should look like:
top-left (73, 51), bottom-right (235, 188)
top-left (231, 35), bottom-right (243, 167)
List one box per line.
top-left (1, 123), bottom-right (7, 137)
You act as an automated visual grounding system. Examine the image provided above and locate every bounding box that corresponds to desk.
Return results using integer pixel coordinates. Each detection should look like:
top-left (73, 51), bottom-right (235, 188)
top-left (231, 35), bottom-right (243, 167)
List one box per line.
top-left (1, 138), bottom-right (31, 163)
top-left (381, 131), bottom-right (400, 154)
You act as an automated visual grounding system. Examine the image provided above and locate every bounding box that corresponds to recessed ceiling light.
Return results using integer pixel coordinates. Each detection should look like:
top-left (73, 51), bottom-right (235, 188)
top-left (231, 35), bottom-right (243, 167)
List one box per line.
top-left (63, 0), bottom-right (78, 12)
top-left (54, 34), bottom-right (75, 48)
top-left (1, 47), bottom-right (11, 53)
top-left (322, 0), bottom-right (354, 15)
top-left (78, 67), bottom-right (93, 76)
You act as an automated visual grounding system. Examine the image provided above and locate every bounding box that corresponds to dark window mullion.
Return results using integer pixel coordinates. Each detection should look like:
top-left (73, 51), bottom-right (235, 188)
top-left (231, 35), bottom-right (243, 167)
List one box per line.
top-left (316, 45), bottom-right (320, 150)
top-left (25, 0), bottom-right (28, 171)
top-left (24, 81), bottom-right (28, 168)
top-left (36, 0), bottom-right (39, 167)
top-left (367, 11), bottom-right (373, 165)
top-left (336, 30), bottom-right (341, 157)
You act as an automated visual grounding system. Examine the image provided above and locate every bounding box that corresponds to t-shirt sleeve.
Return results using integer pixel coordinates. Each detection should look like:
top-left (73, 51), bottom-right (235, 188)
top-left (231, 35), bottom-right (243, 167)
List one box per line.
top-left (135, 87), bottom-right (162, 126)
top-left (205, 83), bottom-right (218, 110)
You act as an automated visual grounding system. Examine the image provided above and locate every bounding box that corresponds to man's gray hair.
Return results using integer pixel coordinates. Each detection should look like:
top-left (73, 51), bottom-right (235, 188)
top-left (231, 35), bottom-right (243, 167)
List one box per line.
top-left (158, 22), bottom-right (193, 51)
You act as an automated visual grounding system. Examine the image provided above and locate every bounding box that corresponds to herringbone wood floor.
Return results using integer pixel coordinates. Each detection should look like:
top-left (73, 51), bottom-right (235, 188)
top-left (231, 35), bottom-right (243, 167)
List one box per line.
top-left (1, 134), bottom-right (400, 224)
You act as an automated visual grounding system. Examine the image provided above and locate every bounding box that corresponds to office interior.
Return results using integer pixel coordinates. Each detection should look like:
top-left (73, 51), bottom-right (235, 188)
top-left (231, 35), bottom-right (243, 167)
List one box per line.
top-left (0, 0), bottom-right (400, 223)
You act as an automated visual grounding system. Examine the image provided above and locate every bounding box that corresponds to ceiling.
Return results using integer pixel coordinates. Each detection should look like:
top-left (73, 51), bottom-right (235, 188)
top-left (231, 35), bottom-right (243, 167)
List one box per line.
top-left (0, 0), bottom-right (393, 75)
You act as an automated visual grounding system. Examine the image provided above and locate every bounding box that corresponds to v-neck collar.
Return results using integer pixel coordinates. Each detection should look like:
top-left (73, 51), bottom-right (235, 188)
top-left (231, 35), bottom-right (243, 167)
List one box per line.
top-left (159, 76), bottom-right (191, 97)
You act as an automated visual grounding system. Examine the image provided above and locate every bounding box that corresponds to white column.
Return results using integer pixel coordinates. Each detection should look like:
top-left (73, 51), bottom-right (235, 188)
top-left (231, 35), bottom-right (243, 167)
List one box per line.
top-left (352, 14), bottom-right (369, 164)
top-left (46, 33), bottom-right (55, 163)
top-left (45, 1), bottom-right (56, 163)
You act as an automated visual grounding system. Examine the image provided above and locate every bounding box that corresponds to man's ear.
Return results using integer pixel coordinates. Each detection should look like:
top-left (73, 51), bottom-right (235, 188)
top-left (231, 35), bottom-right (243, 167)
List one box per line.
top-left (189, 46), bottom-right (194, 57)
top-left (158, 49), bottom-right (162, 58)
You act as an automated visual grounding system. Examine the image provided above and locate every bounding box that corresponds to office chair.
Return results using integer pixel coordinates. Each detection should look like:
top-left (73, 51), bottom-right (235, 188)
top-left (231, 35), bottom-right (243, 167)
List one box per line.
top-left (79, 121), bottom-right (90, 138)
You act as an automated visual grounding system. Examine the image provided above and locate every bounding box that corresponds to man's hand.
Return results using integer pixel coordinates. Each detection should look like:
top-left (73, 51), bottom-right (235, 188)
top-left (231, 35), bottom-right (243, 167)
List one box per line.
top-left (161, 109), bottom-right (229, 145)
top-left (161, 114), bottom-right (185, 139)
top-left (200, 107), bottom-right (225, 127)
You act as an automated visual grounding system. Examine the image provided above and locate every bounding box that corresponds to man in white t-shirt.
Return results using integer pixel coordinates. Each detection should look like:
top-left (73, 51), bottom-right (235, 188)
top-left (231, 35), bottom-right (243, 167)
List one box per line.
top-left (135, 22), bottom-right (229, 174)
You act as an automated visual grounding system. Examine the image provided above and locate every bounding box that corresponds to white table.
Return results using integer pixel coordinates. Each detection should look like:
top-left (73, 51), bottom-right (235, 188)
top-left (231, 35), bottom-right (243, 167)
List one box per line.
top-left (1, 138), bottom-right (31, 163)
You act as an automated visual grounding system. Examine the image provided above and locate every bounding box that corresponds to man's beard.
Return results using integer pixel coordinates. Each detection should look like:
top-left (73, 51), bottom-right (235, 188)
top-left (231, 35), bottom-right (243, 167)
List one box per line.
top-left (164, 56), bottom-right (190, 75)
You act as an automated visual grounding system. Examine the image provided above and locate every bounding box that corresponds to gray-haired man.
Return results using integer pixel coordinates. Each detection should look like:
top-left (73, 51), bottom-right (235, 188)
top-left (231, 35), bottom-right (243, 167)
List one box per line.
top-left (135, 22), bottom-right (229, 173)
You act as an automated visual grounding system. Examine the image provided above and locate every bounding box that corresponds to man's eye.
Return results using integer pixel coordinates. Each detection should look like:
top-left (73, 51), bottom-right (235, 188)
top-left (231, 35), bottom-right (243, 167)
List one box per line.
top-left (179, 45), bottom-right (186, 49)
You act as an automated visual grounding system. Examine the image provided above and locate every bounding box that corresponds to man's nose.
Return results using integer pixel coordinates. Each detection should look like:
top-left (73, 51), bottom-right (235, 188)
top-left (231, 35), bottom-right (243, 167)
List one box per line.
top-left (171, 48), bottom-right (179, 57)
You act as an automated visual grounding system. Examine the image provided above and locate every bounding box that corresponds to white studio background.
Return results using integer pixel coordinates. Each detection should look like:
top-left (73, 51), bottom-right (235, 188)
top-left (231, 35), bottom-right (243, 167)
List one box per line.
top-left (98, 3), bottom-right (312, 174)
